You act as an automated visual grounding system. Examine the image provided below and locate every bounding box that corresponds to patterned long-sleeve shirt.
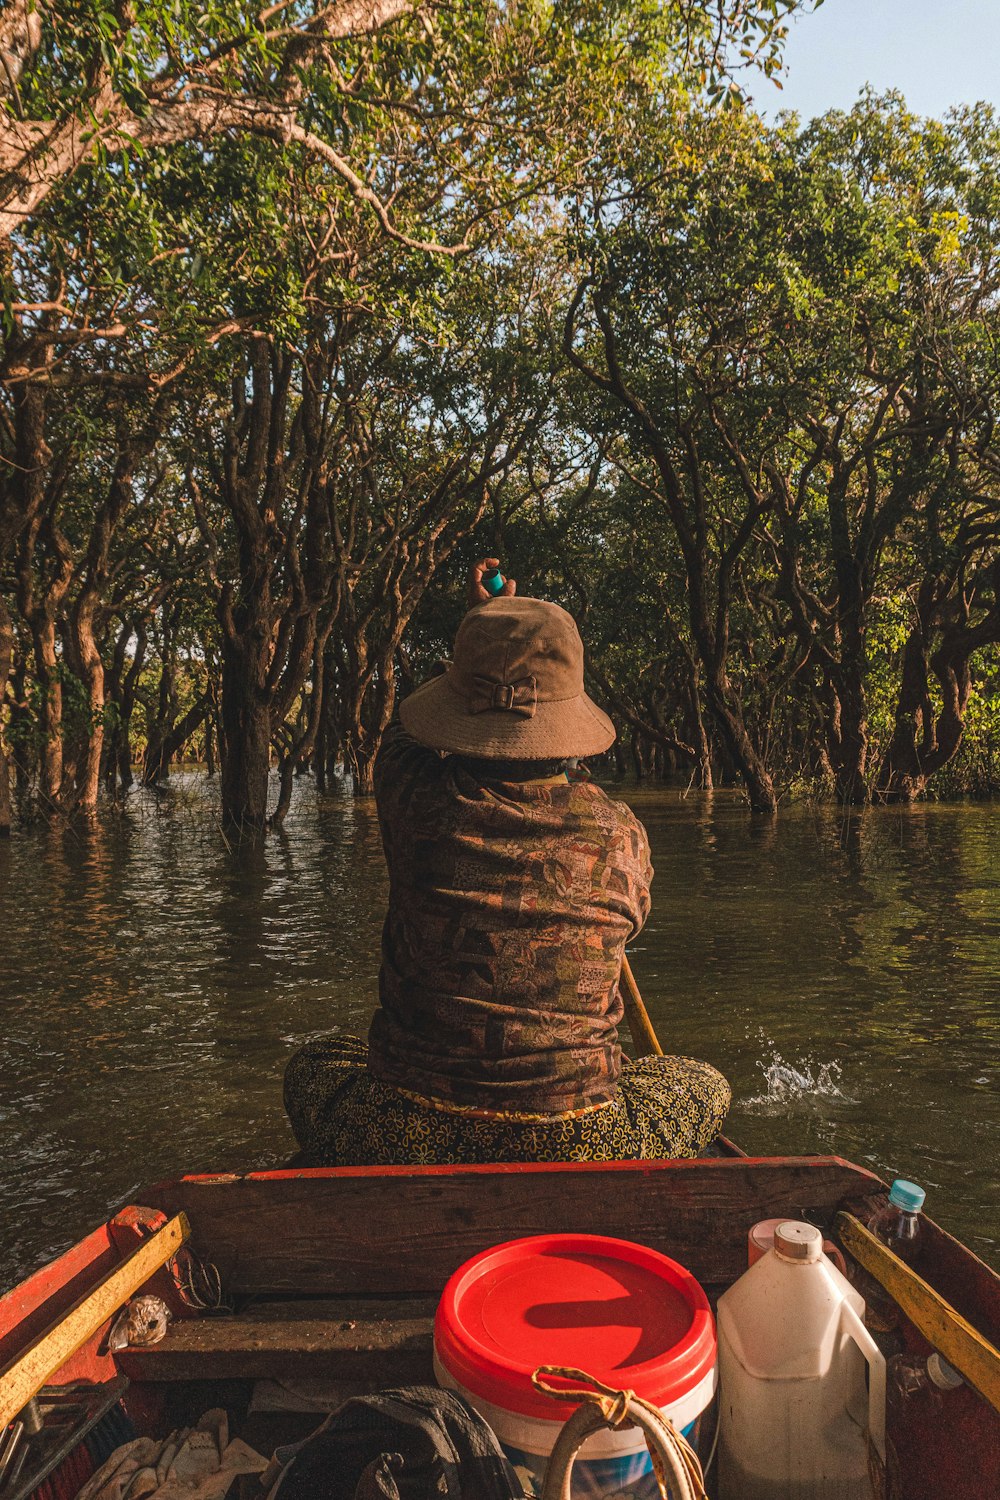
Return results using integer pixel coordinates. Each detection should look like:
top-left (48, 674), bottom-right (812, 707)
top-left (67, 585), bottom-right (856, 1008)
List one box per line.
top-left (367, 725), bottom-right (653, 1116)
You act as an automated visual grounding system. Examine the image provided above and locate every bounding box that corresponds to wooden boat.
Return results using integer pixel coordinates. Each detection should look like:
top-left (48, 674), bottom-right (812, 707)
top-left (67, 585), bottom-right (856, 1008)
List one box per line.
top-left (1, 1153), bottom-right (998, 1499)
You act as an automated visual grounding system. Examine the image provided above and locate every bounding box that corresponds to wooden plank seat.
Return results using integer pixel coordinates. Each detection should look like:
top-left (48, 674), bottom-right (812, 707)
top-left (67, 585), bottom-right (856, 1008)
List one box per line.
top-left (118, 1297), bottom-right (438, 1385)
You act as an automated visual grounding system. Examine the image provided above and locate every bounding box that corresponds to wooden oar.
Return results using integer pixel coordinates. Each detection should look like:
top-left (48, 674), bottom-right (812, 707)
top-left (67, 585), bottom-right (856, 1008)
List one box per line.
top-left (621, 954), bottom-right (664, 1057)
top-left (838, 1212), bottom-right (1000, 1414)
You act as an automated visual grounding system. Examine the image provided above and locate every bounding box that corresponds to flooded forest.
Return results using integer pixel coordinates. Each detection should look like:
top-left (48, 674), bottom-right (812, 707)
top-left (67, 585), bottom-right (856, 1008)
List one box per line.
top-left (2, 0), bottom-right (999, 1273)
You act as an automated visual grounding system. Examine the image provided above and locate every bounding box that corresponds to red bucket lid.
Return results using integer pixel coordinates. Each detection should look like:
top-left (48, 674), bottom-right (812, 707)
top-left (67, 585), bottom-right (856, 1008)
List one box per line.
top-left (435, 1233), bottom-right (716, 1422)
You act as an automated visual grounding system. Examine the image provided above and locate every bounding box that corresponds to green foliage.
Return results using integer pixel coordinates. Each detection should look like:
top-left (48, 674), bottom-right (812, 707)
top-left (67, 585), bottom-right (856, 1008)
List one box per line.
top-left (7, 4), bottom-right (1000, 819)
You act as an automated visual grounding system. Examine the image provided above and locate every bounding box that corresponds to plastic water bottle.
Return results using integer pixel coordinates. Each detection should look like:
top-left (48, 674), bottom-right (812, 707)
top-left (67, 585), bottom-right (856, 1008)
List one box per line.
top-left (885, 1352), bottom-right (973, 1498)
top-left (889, 1351), bottom-right (962, 1405)
top-left (869, 1179), bottom-right (925, 1262)
top-left (861, 1179), bottom-right (926, 1336)
top-left (716, 1220), bottom-right (886, 1500)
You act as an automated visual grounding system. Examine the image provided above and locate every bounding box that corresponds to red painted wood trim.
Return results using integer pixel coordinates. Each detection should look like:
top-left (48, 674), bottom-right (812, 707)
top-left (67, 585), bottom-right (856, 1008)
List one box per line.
top-left (0, 1227), bottom-right (116, 1341)
top-left (166, 1152), bottom-right (873, 1187)
top-left (0, 1224), bottom-right (120, 1386)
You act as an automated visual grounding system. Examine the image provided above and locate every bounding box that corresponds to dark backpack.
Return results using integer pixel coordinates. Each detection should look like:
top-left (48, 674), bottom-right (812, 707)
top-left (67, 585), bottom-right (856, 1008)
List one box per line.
top-left (272, 1387), bottom-right (528, 1500)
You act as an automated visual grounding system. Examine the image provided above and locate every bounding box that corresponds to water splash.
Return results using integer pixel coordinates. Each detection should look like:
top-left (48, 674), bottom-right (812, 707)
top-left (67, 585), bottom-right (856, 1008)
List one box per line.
top-left (744, 1050), bottom-right (849, 1114)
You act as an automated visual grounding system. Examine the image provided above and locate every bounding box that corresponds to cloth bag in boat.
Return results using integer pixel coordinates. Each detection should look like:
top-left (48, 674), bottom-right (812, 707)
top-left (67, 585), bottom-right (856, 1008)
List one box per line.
top-left (268, 1387), bottom-right (526, 1500)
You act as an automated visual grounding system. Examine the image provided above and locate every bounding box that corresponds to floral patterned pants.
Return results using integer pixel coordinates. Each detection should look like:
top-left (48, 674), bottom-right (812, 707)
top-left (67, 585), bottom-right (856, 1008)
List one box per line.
top-left (283, 1033), bottom-right (731, 1166)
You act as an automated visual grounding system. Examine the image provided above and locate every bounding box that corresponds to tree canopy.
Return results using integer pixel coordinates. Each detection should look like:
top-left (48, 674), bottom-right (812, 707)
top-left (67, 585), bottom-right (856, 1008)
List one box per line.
top-left (6, 2), bottom-right (1000, 832)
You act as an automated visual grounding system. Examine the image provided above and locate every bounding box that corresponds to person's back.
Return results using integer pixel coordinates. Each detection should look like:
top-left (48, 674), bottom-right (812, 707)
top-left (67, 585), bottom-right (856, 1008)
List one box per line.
top-left (283, 562), bottom-right (730, 1164)
top-left (370, 720), bottom-right (651, 1116)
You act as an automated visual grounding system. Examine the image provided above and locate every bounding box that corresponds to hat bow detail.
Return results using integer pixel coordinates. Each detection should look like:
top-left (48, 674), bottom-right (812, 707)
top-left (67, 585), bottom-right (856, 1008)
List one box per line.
top-left (469, 673), bottom-right (537, 717)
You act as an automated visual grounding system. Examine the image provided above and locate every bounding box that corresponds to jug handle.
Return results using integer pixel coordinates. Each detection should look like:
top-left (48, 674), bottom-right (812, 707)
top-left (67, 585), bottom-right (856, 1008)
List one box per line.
top-left (840, 1299), bottom-right (886, 1460)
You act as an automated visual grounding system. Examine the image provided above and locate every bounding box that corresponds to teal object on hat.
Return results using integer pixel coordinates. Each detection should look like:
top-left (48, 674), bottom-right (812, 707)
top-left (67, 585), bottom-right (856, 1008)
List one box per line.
top-left (482, 566), bottom-right (506, 597)
top-left (888, 1179), bottom-right (925, 1212)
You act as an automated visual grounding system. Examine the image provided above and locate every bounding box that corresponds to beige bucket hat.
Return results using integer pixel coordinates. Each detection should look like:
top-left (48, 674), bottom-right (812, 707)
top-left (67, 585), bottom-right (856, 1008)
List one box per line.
top-left (400, 596), bottom-right (616, 759)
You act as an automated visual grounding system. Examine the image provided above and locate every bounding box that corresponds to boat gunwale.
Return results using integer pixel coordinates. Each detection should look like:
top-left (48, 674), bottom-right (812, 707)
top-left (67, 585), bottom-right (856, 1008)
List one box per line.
top-left (165, 1151), bottom-right (874, 1187)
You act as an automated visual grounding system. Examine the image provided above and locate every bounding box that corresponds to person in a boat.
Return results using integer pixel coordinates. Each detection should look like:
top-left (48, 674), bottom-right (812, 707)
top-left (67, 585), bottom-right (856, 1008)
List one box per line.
top-left (283, 561), bottom-right (731, 1164)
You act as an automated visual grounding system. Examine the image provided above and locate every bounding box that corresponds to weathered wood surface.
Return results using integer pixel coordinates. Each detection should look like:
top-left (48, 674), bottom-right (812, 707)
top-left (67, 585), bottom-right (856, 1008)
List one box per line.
top-left (0, 1225), bottom-right (120, 1385)
top-left (839, 1213), bottom-right (1000, 1414)
top-left (0, 1214), bottom-right (190, 1427)
top-left (910, 1208), bottom-right (1000, 1343)
top-left (119, 1296), bottom-right (437, 1384)
top-left (840, 1191), bottom-right (1000, 1346)
top-left (141, 1158), bottom-right (882, 1295)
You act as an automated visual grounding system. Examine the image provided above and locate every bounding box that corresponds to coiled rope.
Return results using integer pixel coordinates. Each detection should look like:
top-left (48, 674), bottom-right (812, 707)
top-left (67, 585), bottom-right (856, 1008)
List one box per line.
top-left (532, 1366), bottom-right (708, 1500)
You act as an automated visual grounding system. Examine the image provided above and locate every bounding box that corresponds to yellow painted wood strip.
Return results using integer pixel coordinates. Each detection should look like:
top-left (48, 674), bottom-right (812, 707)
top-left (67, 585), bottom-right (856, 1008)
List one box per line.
top-left (0, 1212), bottom-right (190, 1427)
top-left (837, 1212), bottom-right (1000, 1414)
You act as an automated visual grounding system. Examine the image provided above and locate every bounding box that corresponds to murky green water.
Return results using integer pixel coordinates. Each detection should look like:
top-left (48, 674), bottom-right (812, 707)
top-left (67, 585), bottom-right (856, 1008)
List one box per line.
top-left (1, 775), bottom-right (997, 1288)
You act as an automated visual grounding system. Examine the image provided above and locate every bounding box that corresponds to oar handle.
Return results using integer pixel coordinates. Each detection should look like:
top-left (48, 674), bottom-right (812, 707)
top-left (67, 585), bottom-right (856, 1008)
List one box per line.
top-left (620, 955), bottom-right (664, 1058)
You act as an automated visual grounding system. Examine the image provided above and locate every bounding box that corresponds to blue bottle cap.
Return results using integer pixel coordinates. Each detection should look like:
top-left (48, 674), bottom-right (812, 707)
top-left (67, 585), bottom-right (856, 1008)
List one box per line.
top-left (482, 567), bottom-right (506, 597)
top-left (889, 1178), bottom-right (926, 1213)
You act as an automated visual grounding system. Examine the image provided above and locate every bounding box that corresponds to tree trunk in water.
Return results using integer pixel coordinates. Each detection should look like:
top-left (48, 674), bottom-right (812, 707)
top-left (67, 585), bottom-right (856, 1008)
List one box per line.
top-left (0, 734), bottom-right (9, 835)
top-left (878, 623), bottom-right (986, 801)
top-left (314, 704), bottom-right (327, 793)
top-left (32, 616), bottom-right (64, 807)
top-left (630, 730), bottom-right (645, 779)
top-left (685, 578), bottom-right (774, 809)
top-left (220, 639), bottom-right (272, 828)
top-left (349, 743), bottom-right (377, 795)
top-left (0, 597), bottom-right (12, 835)
top-left (104, 656), bottom-right (123, 795)
top-left (703, 676), bottom-right (776, 813)
top-left (345, 709), bottom-right (393, 797)
top-left (812, 741), bottom-right (836, 795)
top-left (825, 506), bottom-right (870, 804)
top-left (116, 730), bottom-right (134, 794)
top-left (271, 754), bottom-right (296, 825)
top-left (204, 717), bottom-right (216, 777)
top-left (270, 633), bottom-right (332, 827)
top-left (831, 667), bottom-right (869, 805)
top-left (105, 619), bottom-right (138, 796)
top-left (930, 646), bottom-right (974, 784)
top-left (143, 694), bottom-right (210, 787)
top-left (340, 650), bottom-right (398, 800)
top-left (9, 646), bottom-right (29, 797)
top-left (72, 594), bottom-right (105, 812)
top-left (686, 672), bottom-right (713, 791)
top-left (877, 627), bottom-right (931, 801)
top-left (143, 646), bottom-right (177, 787)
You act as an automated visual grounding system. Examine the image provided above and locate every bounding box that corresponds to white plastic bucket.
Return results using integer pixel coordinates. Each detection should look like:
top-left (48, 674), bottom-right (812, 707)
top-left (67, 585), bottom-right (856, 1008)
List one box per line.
top-left (434, 1233), bottom-right (718, 1499)
top-left (436, 1352), bottom-right (716, 1498)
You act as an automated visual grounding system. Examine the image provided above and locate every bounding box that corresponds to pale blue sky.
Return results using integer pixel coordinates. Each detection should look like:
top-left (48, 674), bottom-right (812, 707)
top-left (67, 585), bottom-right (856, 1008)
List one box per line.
top-left (752, 0), bottom-right (1000, 122)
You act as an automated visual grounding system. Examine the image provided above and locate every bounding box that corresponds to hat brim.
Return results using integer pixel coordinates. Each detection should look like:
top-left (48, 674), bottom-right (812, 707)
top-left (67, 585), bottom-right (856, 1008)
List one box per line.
top-left (400, 674), bottom-right (616, 759)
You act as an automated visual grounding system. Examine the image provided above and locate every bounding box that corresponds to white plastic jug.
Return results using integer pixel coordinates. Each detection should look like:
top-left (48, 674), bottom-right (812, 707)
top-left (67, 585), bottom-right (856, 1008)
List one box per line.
top-left (716, 1219), bottom-right (886, 1500)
